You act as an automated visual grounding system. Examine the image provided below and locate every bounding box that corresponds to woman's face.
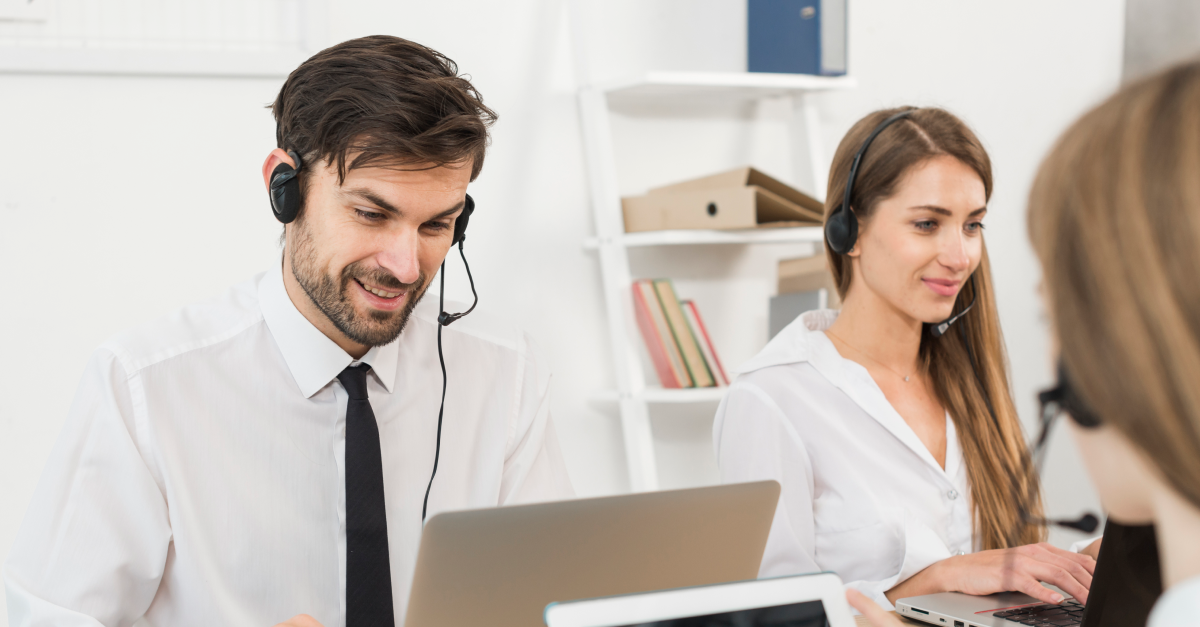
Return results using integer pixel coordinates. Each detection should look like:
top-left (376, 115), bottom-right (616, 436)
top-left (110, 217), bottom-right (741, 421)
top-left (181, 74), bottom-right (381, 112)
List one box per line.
top-left (849, 154), bottom-right (987, 324)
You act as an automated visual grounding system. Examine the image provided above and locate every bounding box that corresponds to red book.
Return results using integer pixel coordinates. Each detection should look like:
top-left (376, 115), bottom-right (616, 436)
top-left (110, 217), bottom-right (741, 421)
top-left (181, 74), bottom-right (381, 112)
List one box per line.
top-left (632, 280), bottom-right (691, 388)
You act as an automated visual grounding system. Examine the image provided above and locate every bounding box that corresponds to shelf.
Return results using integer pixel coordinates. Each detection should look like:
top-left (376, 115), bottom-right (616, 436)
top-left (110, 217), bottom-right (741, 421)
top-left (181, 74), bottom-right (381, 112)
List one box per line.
top-left (591, 387), bottom-right (729, 404)
top-left (584, 226), bottom-right (825, 249)
top-left (598, 71), bottom-right (856, 107)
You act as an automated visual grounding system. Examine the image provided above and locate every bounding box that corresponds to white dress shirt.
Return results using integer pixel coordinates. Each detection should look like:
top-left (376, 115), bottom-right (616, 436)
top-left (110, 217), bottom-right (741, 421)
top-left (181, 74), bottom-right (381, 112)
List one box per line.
top-left (713, 309), bottom-right (973, 610)
top-left (3, 263), bottom-right (574, 627)
top-left (1148, 575), bottom-right (1200, 627)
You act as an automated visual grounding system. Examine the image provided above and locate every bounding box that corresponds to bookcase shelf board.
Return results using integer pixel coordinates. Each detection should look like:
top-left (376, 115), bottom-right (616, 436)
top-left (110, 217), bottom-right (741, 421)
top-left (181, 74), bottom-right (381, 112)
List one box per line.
top-left (583, 226), bottom-right (826, 249)
top-left (601, 71), bottom-right (857, 107)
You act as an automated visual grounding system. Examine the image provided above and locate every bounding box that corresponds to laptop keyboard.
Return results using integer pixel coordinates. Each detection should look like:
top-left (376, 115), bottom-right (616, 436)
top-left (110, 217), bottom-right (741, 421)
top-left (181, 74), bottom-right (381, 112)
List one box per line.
top-left (993, 600), bottom-right (1086, 625)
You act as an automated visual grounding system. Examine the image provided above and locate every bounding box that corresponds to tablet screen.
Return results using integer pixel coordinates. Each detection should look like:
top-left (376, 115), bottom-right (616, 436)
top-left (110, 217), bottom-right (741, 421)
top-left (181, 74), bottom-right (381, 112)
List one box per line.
top-left (612, 599), bottom-right (828, 627)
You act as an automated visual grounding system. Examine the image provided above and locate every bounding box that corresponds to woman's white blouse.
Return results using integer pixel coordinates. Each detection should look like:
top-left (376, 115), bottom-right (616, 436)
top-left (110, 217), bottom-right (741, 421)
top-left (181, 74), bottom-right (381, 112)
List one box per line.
top-left (713, 309), bottom-right (974, 609)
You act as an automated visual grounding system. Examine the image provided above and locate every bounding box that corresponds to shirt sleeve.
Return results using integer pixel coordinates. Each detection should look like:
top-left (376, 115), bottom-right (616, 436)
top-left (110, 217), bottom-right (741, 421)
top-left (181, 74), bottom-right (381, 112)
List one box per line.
top-left (714, 381), bottom-right (820, 579)
top-left (497, 332), bottom-right (574, 505)
top-left (3, 348), bottom-right (172, 627)
top-left (1069, 536), bottom-right (1103, 554)
top-left (713, 379), bottom-right (909, 611)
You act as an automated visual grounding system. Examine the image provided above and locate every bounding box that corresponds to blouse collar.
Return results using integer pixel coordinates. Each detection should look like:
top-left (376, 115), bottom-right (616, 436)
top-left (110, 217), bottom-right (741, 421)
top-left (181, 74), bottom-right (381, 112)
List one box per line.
top-left (740, 309), bottom-right (956, 480)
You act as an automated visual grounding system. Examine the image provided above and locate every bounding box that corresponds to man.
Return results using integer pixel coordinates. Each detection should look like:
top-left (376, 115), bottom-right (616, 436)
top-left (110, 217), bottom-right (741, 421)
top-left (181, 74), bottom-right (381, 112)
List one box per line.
top-left (4, 35), bottom-right (573, 627)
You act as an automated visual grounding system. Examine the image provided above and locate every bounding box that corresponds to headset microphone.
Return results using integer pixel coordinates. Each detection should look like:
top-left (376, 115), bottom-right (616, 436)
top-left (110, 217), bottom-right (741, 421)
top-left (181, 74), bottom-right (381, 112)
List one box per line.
top-left (930, 280), bottom-right (977, 338)
top-left (1040, 513), bottom-right (1101, 534)
top-left (423, 193), bottom-right (478, 522)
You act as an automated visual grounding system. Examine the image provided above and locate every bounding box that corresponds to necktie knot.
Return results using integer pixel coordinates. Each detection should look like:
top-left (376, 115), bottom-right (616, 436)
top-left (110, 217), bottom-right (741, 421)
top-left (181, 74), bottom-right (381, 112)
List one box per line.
top-left (337, 364), bottom-right (372, 401)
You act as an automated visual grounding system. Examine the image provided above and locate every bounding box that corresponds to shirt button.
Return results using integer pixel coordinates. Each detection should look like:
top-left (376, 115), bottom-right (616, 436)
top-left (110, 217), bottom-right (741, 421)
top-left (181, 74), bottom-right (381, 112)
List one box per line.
top-left (947, 489), bottom-right (959, 500)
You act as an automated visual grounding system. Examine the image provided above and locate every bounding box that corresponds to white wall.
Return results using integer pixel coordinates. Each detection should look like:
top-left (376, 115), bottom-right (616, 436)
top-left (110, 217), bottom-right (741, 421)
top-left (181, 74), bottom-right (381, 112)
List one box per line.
top-left (0, 1), bottom-right (1125, 622)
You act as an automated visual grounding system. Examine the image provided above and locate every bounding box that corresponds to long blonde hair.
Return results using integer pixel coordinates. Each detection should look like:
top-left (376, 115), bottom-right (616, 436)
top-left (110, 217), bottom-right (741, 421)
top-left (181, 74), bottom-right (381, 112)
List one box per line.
top-left (824, 107), bottom-right (1045, 549)
top-left (1028, 60), bottom-right (1200, 511)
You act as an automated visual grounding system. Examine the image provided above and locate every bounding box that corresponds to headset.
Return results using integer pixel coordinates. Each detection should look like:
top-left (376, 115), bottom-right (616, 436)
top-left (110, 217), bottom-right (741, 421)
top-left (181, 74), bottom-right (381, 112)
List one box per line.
top-left (270, 150), bottom-right (479, 522)
top-left (824, 114), bottom-right (1099, 537)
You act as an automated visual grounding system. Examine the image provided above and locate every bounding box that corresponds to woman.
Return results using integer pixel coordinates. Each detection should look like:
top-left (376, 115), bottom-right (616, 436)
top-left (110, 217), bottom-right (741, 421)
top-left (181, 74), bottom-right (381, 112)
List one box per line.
top-left (853, 59), bottom-right (1200, 625)
top-left (713, 107), bottom-right (1094, 609)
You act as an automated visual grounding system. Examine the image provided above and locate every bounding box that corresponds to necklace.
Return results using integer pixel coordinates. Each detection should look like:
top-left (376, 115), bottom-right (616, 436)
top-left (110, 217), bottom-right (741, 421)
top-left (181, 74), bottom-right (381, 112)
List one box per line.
top-left (825, 329), bottom-right (918, 383)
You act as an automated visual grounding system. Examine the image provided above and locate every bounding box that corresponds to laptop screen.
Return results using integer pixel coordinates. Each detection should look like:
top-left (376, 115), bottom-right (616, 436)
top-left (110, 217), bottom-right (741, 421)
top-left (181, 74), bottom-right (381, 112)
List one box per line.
top-left (611, 599), bottom-right (829, 627)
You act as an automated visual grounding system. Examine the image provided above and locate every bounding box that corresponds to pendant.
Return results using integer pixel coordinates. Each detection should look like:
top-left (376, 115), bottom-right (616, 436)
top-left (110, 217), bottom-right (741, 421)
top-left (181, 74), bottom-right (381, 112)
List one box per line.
top-left (904, 376), bottom-right (910, 382)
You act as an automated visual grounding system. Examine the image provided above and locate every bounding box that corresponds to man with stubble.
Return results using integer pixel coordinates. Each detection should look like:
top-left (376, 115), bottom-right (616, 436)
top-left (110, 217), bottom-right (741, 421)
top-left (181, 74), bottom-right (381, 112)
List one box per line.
top-left (5, 35), bottom-right (573, 627)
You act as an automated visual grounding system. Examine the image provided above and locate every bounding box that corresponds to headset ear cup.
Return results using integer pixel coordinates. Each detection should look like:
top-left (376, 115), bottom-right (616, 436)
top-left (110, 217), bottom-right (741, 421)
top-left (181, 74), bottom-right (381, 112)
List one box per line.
top-left (269, 163), bottom-right (302, 224)
top-left (824, 204), bottom-right (858, 255)
top-left (453, 194), bottom-right (474, 245)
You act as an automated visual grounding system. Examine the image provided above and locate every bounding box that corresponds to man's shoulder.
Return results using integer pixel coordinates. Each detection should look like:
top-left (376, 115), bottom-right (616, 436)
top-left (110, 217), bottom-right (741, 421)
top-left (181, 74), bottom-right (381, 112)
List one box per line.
top-left (100, 273), bottom-right (267, 375)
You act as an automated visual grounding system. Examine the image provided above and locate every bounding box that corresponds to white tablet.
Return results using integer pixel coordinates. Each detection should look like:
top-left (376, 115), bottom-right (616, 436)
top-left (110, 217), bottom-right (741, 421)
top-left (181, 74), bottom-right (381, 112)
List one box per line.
top-left (544, 572), bottom-right (855, 627)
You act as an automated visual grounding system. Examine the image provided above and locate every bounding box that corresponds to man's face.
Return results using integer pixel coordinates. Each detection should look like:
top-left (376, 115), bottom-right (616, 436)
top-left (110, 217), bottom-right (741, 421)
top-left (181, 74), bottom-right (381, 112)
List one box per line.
top-left (273, 150), bottom-right (472, 354)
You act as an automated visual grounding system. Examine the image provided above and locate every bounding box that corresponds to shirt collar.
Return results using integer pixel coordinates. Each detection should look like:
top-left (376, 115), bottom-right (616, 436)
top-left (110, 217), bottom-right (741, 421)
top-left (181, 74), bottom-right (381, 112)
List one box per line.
top-left (741, 309), bottom-right (952, 479)
top-left (259, 261), bottom-right (399, 398)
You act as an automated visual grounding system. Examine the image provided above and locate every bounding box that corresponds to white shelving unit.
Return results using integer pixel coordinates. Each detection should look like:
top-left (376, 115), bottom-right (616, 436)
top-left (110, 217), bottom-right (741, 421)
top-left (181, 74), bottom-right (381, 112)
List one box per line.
top-left (577, 71), bottom-right (855, 492)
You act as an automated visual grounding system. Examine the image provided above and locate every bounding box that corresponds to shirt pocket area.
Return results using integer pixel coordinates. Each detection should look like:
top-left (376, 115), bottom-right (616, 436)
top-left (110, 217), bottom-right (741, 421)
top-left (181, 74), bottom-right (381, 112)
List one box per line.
top-left (813, 504), bottom-right (904, 584)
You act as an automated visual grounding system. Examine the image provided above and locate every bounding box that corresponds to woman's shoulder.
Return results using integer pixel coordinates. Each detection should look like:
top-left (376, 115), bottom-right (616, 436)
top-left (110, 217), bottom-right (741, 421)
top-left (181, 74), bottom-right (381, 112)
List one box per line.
top-left (725, 309), bottom-right (853, 414)
top-left (738, 309), bottom-right (840, 375)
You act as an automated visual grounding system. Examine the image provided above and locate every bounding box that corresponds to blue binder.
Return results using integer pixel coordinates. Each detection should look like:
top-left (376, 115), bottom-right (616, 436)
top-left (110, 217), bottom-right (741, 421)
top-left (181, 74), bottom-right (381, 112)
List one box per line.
top-left (748, 0), bottom-right (847, 76)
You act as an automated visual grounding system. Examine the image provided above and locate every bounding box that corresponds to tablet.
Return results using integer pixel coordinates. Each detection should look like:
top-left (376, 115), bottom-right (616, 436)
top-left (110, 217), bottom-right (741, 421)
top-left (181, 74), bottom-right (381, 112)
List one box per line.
top-left (544, 572), bottom-right (855, 627)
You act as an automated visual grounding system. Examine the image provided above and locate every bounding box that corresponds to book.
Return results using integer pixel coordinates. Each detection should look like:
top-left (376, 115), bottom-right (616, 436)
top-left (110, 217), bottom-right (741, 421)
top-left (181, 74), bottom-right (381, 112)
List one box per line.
top-left (653, 280), bottom-right (715, 388)
top-left (632, 280), bottom-right (692, 388)
top-left (748, 0), bottom-right (847, 77)
top-left (682, 300), bottom-right (729, 386)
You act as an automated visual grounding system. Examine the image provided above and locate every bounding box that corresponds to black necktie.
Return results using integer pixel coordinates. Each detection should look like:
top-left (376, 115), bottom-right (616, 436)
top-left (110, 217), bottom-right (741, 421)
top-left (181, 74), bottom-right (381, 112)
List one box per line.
top-left (338, 364), bottom-right (395, 627)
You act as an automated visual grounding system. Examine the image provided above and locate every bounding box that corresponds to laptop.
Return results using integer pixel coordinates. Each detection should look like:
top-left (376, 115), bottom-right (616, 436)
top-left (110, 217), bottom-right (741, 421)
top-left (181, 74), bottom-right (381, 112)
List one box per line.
top-left (403, 480), bottom-right (780, 627)
top-left (895, 520), bottom-right (1161, 627)
top-left (544, 572), bottom-right (856, 627)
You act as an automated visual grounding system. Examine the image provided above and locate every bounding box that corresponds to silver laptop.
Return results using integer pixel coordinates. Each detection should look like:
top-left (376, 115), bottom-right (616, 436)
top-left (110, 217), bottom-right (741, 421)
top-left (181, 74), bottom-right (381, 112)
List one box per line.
top-left (404, 480), bottom-right (780, 627)
top-left (896, 588), bottom-right (1081, 627)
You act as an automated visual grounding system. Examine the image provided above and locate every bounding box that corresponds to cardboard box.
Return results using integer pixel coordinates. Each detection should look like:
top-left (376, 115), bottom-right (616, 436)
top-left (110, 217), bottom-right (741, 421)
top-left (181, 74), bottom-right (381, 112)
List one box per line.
top-left (778, 254), bottom-right (841, 307)
top-left (621, 167), bottom-right (825, 233)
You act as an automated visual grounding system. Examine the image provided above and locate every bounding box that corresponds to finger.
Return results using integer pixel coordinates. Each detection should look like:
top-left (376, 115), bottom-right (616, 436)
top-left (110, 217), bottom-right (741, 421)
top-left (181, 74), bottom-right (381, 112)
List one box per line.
top-left (1025, 561), bottom-right (1089, 605)
top-left (1033, 542), bottom-right (1097, 575)
top-left (846, 590), bottom-right (904, 627)
top-left (276, 615), bottom-right (324, 627)
top-left (1016, 576), bottom-right (1067, 605)
top-left (1028, 547), bottom-right (1094, 590)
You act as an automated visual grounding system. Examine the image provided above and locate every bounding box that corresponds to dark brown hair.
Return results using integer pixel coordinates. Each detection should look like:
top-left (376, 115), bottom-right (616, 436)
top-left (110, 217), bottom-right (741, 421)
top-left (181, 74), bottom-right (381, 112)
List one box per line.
top-left (824, 107), bottom-right (1045, 549)
top-left (1029, 60), bottom-right (1200, 511)
top-left (271, 35), bottom-right (496, 212)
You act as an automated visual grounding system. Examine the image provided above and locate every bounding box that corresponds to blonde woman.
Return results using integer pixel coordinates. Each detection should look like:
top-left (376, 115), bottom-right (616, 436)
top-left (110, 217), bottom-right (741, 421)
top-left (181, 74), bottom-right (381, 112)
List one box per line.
top-left (714, 107), bottom-right (1095, 609)
top-left (853, 61), bottom-right (1200, 625)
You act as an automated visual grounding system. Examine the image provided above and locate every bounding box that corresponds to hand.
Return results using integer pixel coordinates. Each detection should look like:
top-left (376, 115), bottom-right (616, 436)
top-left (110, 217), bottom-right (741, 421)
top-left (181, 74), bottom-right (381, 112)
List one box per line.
top-left (1079, 538), bottom-right (1102, 561)
top-left (936, 542), bottom-right (1095, 605)
top-left (847, 590), bottom-right (903, 627)
top-left (273, 615), bottom-right (324, 627)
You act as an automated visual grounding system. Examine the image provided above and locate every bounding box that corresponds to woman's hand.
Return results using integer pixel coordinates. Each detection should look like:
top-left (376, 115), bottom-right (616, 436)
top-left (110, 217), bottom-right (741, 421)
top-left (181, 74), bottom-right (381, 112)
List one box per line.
top-left (847, 590), bottom-right (903, 627)
top-left (887, 542), bottom-right (1096, 606)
